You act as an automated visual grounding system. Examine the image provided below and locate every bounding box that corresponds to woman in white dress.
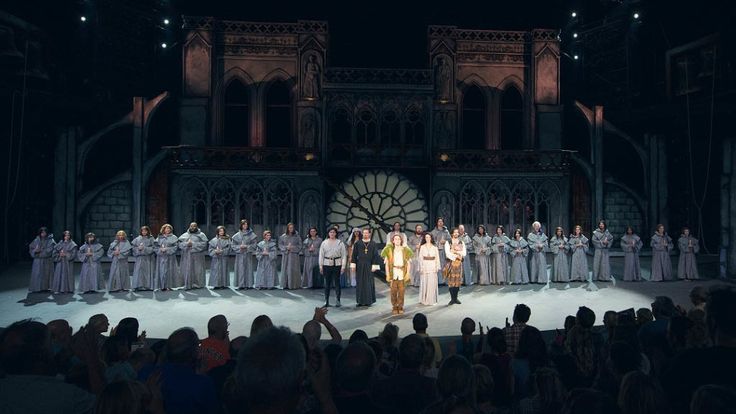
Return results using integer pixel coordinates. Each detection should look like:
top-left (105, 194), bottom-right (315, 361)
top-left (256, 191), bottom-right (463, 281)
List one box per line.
top-left (418, 233), bottom-right (441, 305)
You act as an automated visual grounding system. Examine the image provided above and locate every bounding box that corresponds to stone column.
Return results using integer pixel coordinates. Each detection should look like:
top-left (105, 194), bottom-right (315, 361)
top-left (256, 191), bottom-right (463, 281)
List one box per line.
top-left (53, 127), bottom-right (79, 234)
top-left (721, 137), bottom-right (736, 278)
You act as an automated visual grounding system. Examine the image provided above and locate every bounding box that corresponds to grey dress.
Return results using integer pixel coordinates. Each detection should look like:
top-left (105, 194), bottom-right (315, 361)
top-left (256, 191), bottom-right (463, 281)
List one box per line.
top-left (178, 230), bottom-right (208, 289)
top-left (650, 233), bottom-right (673, 281)
top-left (490, 235), bottom-right (510, 284)
top-left (208, 236), bottom-right (231, 288)
top-left (430, 226), bottom-right (451, 286)
top-left (677, 235), bottom-right (699, 280)
top-left (279, 232), bottom-right (302, 289)
top-left (549, 236), bottom-right (570, 282)
top-left (473, 234), bottom-right (492, 285)
top-left (591, 229), bottom-right (614, 281)
top-left (154, 234), bottom-right (179, 289)
top-left (569, 234), bottom-right (590, 282)
top-left (620, 234), bottom-right (643, 281)
top-left (107, 239), bottom-right (132, 291)
top-left (232, 229), bottom-right (257, 289)
top-left (407, 233), bottom-right (423, 287)
top-left (29, 235), bottom-right (56, 292)
top-left (255, 239), bottom-right (278, 288)
top-left (527, 232), bottom-right (549, 283)
top-left (131, 235), bottom-right (155, 290)
top-left (508, 238), bottom-right (530, 284)
top-left (78, 242), bottom-right (105, 292)
top-left (302, 236), bottom-right (323, 288)
top-left (460, 233), bottom-right (474, 285)
top-left (52, 240), bottom-right (77, 293)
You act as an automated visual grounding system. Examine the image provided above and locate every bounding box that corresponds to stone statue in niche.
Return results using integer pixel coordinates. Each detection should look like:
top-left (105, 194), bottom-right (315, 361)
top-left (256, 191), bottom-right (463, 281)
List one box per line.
top-left (437, 195), bottom-right (454, 227)
top-left (435, 56), bottom-right (452, 102)
top-left (300, 112), bottom-right (318, 148)
top-left (303, 55), bottom-right (321, 99)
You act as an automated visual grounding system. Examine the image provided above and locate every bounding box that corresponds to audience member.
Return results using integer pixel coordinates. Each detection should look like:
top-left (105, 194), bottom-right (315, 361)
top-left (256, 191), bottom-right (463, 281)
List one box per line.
top-left (565, 306), bottom-right (603, 387)
top-left (505, 304), bottom-right (532, 356)
top-left (200, 314), bottom-right (230, 372)
top-left (334, 341), bottom-right (392, 414)
top-left (690, 384), bottom-right (736, 414)
top-left (478, 327), bottom-right (513, 408)
top-left (513, 326), bottom-right (550, 399)
top-left (517, 367), bottom-right (566, 414)
top-left (413, 313), bottom-right (443, 366)
top-left (249, 314), bottom-right (273, 337)
top-left (473, 364), bottom-right (495, 414)
top-left (617, 371), bottom-right (669, 414)
top-left (422, 355), bottom-right (477, 414)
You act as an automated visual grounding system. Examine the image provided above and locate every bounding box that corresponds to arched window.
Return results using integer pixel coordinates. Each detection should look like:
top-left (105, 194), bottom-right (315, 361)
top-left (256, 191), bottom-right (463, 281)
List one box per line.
top-left (403, 109), bottom-right (424, 147)
top-left (380, 110), bottom-right (401, 147)
top-left (265, 80), bottom-right (292, 148)
top-left (331, 107), bottom-right (352, 145)
top-left (500, 86), bottom-right (523, 150)
top-left (461, 85), bottom-right (486, 149)
top-left (356, 109), bottom-right (376, 147)
top-left (223, 80), bottom-right (249, 146)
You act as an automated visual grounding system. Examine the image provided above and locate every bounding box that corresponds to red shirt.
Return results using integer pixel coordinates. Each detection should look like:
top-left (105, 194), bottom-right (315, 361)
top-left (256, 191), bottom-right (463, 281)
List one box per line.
top-left (200, 337), bottom-right (230, 372)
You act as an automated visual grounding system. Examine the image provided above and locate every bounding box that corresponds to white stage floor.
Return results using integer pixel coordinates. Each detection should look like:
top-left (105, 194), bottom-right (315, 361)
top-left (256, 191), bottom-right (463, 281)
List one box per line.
top-left (0, 256), bottom-right (725, 340)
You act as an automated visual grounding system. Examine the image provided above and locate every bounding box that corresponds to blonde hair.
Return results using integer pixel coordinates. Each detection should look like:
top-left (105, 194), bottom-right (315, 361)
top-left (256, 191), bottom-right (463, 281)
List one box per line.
top-left (160, 224), bottom-right (173, 235)
top-left (116, 230), bottom-right (127, 238)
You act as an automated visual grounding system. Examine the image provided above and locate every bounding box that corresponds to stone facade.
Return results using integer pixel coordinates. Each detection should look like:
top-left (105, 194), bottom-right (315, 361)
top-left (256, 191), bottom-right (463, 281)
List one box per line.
top-left (603, 186), bottom-right (644, 245)
top-left (82, 183), bottom-right (132, 243)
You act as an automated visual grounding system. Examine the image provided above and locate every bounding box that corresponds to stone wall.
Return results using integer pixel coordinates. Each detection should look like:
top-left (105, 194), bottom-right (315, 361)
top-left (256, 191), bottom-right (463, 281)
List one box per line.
top-left (83, 182), bottom-right (132, 244)
top-left (603, 185), bottom-right (643, 246)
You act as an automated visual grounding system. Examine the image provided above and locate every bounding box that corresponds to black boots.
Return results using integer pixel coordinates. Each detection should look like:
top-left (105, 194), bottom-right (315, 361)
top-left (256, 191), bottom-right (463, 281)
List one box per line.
top-left (448, 287), bottom-right (462, 305)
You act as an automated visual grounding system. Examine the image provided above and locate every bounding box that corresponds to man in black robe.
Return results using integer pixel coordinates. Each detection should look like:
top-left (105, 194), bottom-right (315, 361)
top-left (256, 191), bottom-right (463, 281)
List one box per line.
top-left (350, 228), bottom-right (381, 307)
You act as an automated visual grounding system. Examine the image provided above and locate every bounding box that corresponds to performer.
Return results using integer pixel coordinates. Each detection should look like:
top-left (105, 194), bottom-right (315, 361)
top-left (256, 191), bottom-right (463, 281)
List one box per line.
top-left (620, 226), bottom-right (643, 281)
top-left (302, 227), bottom-right (323, 289)
top-left (232, 219), bottom-right (257, 290)
top-left (208, 226), bottom-right (231, 289)
top-left (78, 232), bottom-right (105, 293)
top-left (472, 225), bottom-right (492, 285)
top-left (677, 227), bottom-right (699, 280)
top-left (107, 230), bottom-right (132, 292)
top-left (407, 224), bottom-right (424, 287)
top-left (345, 228), bottom-right (362, 288)
top-left (508, 229), bottom-right (530, 284)
top-left (458, 224), bottom-right (474, 286)
top-left (592, 220), bottom-right (614, 281)
top-left (131, 226), bottom-right (155, 290)
top-left (431, 217), bottom-right (451, 286)
top-left (490, 226), bottom-right (510, 285)
top-left (381, 234), bottom-right (414, 315)
top-left (154, 223), bottom-right (179, 291)
top-left (178, 222), bottom-right (208, 289)
top-left (444, 228), bottom-right (466, 305)
top-left (28, 226), bottom-right (55, 292)
top-left (350, 228), bottom-right (381, 307)
top-left (51, 230), bottom-right (77, 294)
top-left (255, 230), bottom-right (278, 289)
top-left (569, 225), bottom-right (590, 282)
top-left (527, 221), bottom-right (549, 284)
top-left (279, 222), bottom-right (302, 289)
top-left (386, 221), bottom-right (408, 246)
top-left (319, 227), bottom-right (346, 307)
top-left (418, 233), bottom-right (440, 305)
top-left (549, 227), bottom-right (570, 282)
top-left (650, 224), bottom-right (674, 281)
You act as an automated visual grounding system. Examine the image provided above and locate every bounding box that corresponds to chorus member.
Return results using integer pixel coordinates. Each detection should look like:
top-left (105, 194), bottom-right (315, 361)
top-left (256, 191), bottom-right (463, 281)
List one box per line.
top-left (677, 227), bottom-right (699, 280)
top-left (458, 224), bottom-right (474, 286)
top-left (431, 217), bottom-right (451, 286)
top-left (302, 227), bottom-right (322, 288)
top-left (473, 225), bottom-right (492, 285)
top-left (154, 223), bottom-right (179, 290)
top-left (107, 230), bottom-right (132, 292)
top-left (491, 226), bottom-right (510, 284)
top-left (51, 230), bottom-right (77, 294)
top-left (549, 227), bottom-right (570, 282)
top-left (28, 226), bottom-right (55, 292)
top-left (569, 225), bottom-right (590, 282)
top-left (407, 224), bottom-right (424, 287)
top-left (509, 229), bottom-right (529, 284)
top-left (650, 224), bottom-right (673, 281)
top-left (381, 234), bottom-right (414, 315)
top-left (345, 228), bottom-right (362, 287)
top-left (319, 227), bottom-right (346, 307)
top-left (350, 228), bottom-right (382, 307)
top-left (620, 226), bottom-right (643, 281)
top-left (178, 222), bottom-right (208, 289)
top-left (255, 230), bottom-right (278, 289)
top-left (131, 226), bottom-right (155, 290)
top-left (208, 226), bottom-right (231, 289)
top-left (527, 221), bottom-right (549, 284)
top-left (279, 222), bottom-right (302, 289)
top-left (445, 228), bottom-right (466, 305)
top-left (592, 220), bottom-right (614, 281)
top-left (419, 233), bottom-right (441, 305)
top-left (232, 219), bottom-right (257, 289)
top-left (386, 221), bottom-right (408, 246)
top-left (78, 232), bottom-right (105, 293)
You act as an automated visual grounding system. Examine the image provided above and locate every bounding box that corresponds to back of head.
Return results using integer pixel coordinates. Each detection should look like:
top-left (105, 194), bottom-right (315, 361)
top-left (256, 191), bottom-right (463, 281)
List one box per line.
top-left (533, 367), bottom-right (566, 409)
top-left (236, 327), bottom-right (306, 408)
top-left (336, 341), bottom-right (376, 393)
top-left (380, 323), bottom-right (399, 347)
top-left (636, 308), bottom-right (653, 325)
top-left (0, 319), bottom-right (51, 375)
top-left (95, 380), bottom-right (148, 414)
top-left (690, 384), bottom-right (736, 414)
top-left (413, 313), bottom-right (428, 332)
top-left (618, 371), bottom-right (669, 414)
top-left (576, 307), bottom-right (596, 329)
top-left (349, 329), bottom-right (368, 344)
top-left (302, 320), bottom-right (322, 350)
top-left (651, 296), bottom-right (676, 320)
top-left (102, 335), bottom-right (130, 365)
top-left (562, 388), bottom-right (619, 414)
top-left (437, 356), bottom-right (475, 403)
top-left (249, 315), bottom-right (273, 337)
top-left (47, 319), bottom-right (72, 344)
top-left (487, 327), bottom-right (507, 354)
top-left (207, 314), bottom-right (228, 338)
top-left (706, 286), bottom-right (736, 342)
top-left (113, 317), bottom-right (139, 347)
top-left (166, 328), bottom-right (199, 365)
top-left (516, 326), bottom-right (547, 368)
top-left (689, 286), bottom-right (708, 307)
top-left (399, 334), bottom-right (425, 370)
top-left (603, 311), bottom-right (618, 328)
top-left (229, 336), bottom-right (247, 359)
top-left (460, 318), bottom-right (476, 335)
top-left (514, 304), bottom-right (532, 324)
top-left (473, 364), bottom-right (494, 405)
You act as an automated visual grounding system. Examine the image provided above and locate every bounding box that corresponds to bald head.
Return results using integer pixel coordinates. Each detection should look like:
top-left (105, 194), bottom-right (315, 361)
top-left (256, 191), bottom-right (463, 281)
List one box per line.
top-left (302, 320), bottom-right (322, 350)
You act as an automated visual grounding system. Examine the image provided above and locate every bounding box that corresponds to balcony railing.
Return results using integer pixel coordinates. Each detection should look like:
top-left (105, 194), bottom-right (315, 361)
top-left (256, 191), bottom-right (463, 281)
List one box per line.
top-left (327, 143), bottom-right (426, 167)
top-left (432, 150), bottom-right (574, 172)
top-left (166, 146), bottom-right (321, 170)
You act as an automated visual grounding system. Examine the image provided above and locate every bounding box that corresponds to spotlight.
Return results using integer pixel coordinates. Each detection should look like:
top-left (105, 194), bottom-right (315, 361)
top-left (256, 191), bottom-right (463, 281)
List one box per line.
top-left (573, 54), bottom-right (579, 60)
top-left (573, 32), bottom-right (578, 38)
top-left (80, 16), bottom-right (87, 22)
top-left (571, 11), bottom-right (577, 18)
top-left (633, 12), bottom-right (640, 19)
top-left (163, 18), bottom-right (170, 25)
top-left (161, 42), bottom-right (167, 49)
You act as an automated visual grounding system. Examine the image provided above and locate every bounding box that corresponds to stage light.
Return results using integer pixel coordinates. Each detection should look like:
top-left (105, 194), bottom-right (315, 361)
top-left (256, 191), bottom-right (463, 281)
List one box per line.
top-left (80, 16), bottom-right (87, 22)
top-left (571, 11), bottom-right (577, 18)
top-left (163, 18), bottom-right (170, 25)
top-left (633, 12), bottom-right (640, 19)
top-left (573, 54), bottom-right (579, 60)
top-left (573, 32), bottom-right (578, 38)
top-left (161, 42), bottom-right (167, 49)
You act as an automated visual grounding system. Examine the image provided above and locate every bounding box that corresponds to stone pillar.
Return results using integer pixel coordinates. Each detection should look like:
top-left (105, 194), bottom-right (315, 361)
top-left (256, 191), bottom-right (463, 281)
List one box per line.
top-left (53, 127), bottom-right (79, 234)
top-left (531, 30), bottom-right (562, 150)
top-left (180, 29), bottom-right (212, 146)
top-left (593, 105), bottom-right (604, 225)
top-left (132, 97), bottom-right (144, 232)
top-left (646, 134), bottom-right (668, 232)
top-left (721, 137), bottom-right (736, 278)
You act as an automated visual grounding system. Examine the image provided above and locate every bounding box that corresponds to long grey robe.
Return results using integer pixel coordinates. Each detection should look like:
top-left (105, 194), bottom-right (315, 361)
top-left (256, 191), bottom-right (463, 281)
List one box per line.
top-left (677, 235), bottom-right (699, 280)
top-left (302, 236), bottom-right (322, 288)
top-left (231, 229), bottom-right (257, 289)
top-left (620, 234), bottom-right (643, 281)
top-left (351, 239), bottom-right (381, 306)
top-left (527, 232), bottom-right (549, 283)
top-left (650, 233), bottom-right (673, 281)
top-left (78, 242), bottom-right (105, 292)
top-left (460, 233), bottom-right (474, 285)
top-left (131, 235), bottom-right (155, 290)
top-left (508, 238), bottom-right (529, 284)
top-left (107, 239), bottom-right (132, 291)
top-left (29, 235), bottom-right (56, 292)
top-left (407, 233), bottom-right (423, 287)
top-left (279, 232), bottom-right (302, 289)
top-left (52, 240), bottom-right (77, 293)
top-left (569, 234), bottom-right (589, 282)
top-left (473, 234), bottom-right (492, 285)
top-left (178, 230), bottom-right (208, 289)
top-left (255, 239), bottom-right (278, 288)
top-left (592, 229), bottom-right (614, 281)
top-left (208, 236), bottom-right (231, 288)
top-left (549, 236), bottom-right (570, 282)
top-left (154, 234), bottom-right (179, 289)
top-left (490, 235), bottom-right (510, 284)
top-left (430, 226), bottom-right (451, 286)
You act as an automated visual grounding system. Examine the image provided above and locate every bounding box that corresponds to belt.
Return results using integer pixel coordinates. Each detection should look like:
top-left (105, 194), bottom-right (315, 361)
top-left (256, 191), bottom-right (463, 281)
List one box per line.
top-left (423, 256), bottom-right (436, 260)
top-left (324, 257), bottom-right (342, 265)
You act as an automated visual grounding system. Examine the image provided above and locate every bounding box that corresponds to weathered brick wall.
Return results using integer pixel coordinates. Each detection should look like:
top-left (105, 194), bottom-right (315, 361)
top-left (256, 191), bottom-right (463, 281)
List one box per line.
top-left (83, 183), bottom-right (132, 244)
top-left (603, 186), bottom-right (643, 247)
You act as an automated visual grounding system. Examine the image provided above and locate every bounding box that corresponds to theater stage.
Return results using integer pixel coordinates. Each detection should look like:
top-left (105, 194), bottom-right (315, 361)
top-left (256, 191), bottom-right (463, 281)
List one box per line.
top-left (0, 256), bottom-right (725, 340)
